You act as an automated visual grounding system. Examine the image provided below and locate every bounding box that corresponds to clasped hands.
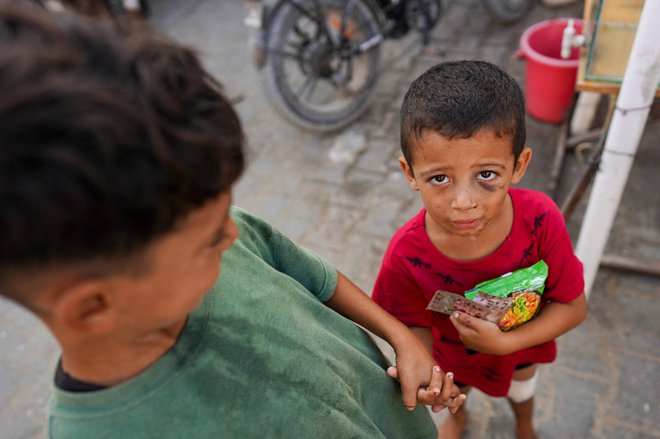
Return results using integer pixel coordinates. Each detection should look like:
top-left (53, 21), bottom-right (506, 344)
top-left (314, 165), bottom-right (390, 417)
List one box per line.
top-left (387, 364), bottom-right (466, 413)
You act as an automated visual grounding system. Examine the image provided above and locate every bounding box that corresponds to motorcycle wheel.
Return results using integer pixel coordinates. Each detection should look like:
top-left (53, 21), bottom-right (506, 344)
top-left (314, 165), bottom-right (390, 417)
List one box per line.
top-left (261, 0), bottom-right (382, 132)
top-left (480, 0), bottom-right (533, 24)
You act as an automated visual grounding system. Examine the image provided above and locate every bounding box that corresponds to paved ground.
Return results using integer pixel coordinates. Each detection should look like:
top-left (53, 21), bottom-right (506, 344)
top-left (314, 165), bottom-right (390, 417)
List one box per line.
top-left (1, 1), bottom-right (658, 438)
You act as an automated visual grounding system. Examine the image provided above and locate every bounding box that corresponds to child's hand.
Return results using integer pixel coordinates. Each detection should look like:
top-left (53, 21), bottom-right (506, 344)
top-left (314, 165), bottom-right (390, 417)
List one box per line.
top-left (387, 365), bottom-right (466, 413)
top-left (419, 368), bottom-right (467, 413)
top-left (450, 311), bottom-right (509, 355)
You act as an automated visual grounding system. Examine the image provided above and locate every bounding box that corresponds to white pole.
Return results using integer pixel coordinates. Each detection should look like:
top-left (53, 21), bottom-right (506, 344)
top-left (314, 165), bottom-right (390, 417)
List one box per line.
top-left (575, 0), bottom-right (660, 297)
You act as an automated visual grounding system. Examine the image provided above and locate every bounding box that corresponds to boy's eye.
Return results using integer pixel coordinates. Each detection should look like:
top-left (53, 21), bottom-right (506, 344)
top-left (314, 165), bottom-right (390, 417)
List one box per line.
top-left (477, 171), bottom-right (497, 181)
top-left (429, 175), bottom-right (449, 186)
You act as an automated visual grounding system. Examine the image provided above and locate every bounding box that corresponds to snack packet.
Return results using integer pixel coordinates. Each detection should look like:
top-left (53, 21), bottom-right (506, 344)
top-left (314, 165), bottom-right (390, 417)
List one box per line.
top-left (426, 261), bottom-right (548, 331)
top-left (426, 290), bottom-right (509, 324)
top-left (465, 260), bottom-right (548, 331)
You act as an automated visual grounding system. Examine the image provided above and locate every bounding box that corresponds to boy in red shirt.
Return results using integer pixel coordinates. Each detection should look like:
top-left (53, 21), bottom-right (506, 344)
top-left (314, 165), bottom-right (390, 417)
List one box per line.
top-left (372, 61), bottom-right (587, 439)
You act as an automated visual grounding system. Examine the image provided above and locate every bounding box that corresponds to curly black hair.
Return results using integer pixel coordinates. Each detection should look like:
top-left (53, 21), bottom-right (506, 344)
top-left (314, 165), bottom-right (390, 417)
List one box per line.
top-left (0, 4), bottom-right (244, 298)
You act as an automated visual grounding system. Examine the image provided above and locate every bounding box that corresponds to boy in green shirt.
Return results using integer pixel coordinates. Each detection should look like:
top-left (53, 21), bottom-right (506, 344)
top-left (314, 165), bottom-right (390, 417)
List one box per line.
top-left (0, 5), bottom-right (464, 438)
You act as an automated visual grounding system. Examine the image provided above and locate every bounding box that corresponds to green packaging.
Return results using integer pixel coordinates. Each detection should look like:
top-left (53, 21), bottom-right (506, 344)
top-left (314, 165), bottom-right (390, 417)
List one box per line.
top-left (465, 260), bottom-right (548, 331)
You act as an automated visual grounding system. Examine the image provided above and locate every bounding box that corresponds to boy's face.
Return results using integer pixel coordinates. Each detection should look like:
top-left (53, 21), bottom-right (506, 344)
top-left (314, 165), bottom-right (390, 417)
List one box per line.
top-left (104, 191), bottom-right (238, 335)
top-left (400, 128), bottom-right (530, 240)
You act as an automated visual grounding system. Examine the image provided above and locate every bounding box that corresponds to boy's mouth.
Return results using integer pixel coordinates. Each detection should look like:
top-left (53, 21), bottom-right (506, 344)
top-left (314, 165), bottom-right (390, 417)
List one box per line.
top-left (452, 219), bottom-right (481, 230)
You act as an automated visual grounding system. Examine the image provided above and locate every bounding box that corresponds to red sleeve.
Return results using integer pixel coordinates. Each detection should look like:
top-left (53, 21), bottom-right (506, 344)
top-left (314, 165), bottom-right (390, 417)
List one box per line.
top-left (372, 243), bottom-right (433, 328)
top-left (535, 200), bottom-right (585, 303)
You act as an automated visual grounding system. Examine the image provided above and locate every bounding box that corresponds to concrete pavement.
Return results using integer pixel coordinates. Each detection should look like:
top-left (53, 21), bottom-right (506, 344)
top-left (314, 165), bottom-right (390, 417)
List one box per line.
top-left (1, 0), bottom-right (658, 438)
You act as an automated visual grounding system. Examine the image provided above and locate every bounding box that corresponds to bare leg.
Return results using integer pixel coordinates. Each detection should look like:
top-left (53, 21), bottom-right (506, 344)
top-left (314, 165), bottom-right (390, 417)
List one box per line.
top-left (507, 365), bottom-right (538, 439)
top-left (508, 396), bottom-right (538, 439)
top-left (438, 386), bottom-right (470, 439)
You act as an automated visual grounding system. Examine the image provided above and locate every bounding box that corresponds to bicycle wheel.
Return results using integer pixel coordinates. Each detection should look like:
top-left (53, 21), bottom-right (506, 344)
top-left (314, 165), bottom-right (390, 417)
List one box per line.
top-left (261, 0), bottom-right (382, 132)
top-left (480, 0), bottom-right (533, 24)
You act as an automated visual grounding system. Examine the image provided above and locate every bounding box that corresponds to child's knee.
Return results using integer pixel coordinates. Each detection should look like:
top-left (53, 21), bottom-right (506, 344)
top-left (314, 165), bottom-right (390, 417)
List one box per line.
top-left (507, 371), bottom-right (538, 403)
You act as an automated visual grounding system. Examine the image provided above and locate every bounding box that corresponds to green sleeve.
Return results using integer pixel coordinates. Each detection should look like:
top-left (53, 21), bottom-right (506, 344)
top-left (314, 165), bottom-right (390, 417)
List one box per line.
top-left (230, 207), bottom-right (338, 302)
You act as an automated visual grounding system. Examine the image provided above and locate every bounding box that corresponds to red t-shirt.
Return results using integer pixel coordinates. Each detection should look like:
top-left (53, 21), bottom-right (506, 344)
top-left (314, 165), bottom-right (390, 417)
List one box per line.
top-left (372, 188), bottom-right (584, 396)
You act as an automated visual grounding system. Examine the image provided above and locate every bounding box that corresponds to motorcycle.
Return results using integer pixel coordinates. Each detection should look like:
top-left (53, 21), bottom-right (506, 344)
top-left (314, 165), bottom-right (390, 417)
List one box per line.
top-left (244, 0), bottom-right (533, 132)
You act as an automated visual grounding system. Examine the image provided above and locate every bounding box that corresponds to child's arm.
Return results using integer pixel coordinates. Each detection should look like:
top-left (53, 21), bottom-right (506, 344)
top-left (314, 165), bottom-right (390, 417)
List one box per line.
top-left (325, 271), bottom-right (465, 411)
top-left (450, 292), bottom-right (587, 355)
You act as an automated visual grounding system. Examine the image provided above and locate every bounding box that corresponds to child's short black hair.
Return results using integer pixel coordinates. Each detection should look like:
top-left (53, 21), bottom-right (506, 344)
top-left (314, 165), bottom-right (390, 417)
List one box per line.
top-left (0, 5), bottom-right (244, 301)
top-left (400, 60), bottom-right (526, 167)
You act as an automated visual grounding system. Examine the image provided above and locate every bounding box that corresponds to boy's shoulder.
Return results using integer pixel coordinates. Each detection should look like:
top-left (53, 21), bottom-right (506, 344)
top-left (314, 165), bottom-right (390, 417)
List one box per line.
top-left (226, 207), bottom-right (277, 260)
top-left (510, 188), bottom-right (566, 235)
top-left (510, 187), bottom-right (556, 208)
top-left (511, 188), bottom-right (562, 219)
top-left (229, 206), bottom-right (274, 238)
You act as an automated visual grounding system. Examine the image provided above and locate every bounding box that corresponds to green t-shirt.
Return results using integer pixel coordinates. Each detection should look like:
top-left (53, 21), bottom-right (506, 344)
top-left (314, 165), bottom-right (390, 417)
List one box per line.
top-left (48, 208), bottom-right (437, 439)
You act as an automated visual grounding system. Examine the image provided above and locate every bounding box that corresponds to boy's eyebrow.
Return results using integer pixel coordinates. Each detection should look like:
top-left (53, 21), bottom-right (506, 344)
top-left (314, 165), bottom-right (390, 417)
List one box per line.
top-left (418, 166), bottom-right (449, 178)
top-left (477, 163), bottom-right (507, 169)
top-left (419, 168), bottom-right (444, 177)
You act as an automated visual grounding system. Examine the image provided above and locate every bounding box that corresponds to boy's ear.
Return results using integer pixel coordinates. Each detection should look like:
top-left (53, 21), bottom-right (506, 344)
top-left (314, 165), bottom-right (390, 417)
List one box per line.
top-left (398, 156), bottom-right (419, 191)
top-left (52, 280), bottom-right (117, 336)
top-left (511, 147), bottom-right (532, 185)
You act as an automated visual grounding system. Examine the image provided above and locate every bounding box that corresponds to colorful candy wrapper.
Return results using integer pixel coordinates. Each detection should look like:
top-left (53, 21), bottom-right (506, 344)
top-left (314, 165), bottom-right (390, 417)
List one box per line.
top-left (465, 260), bottom-right (548, 331)
top-left (426, 261), bottom-right (548, 331)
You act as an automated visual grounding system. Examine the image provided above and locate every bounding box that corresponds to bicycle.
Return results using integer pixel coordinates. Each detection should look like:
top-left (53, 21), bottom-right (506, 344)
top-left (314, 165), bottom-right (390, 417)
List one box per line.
top-left (244, 0), bottom-right (532, 132)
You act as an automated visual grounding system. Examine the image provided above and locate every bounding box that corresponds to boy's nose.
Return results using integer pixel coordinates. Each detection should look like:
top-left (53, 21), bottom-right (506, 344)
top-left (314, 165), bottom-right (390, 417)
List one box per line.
top-left (451, 188), bottom-right (478, 211)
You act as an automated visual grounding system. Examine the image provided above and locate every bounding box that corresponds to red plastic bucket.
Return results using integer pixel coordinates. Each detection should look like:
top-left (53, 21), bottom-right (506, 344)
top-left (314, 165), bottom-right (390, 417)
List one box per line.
top-left (519, 19), bottom-right (582, 123)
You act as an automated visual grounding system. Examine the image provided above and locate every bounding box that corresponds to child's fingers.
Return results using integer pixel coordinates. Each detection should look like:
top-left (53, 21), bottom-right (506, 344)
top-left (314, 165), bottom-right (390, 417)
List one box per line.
top-left (449, 312), bottom-right (473, 332)
top-left (386, 365), bottom-right (399, 380)
top-left (389, 365), bottom-right (421, 410)
top-left (416, 367), bottom-right (445, 407)
top-left (439, 371), bottom-right (457, 401)
top-left (396, 370), bottom-right (419, 411)
top-left (401, 383), bottom-right (418, 411)
top-left (431, 403), bottom-right (447, 413)
top-left (435, 371), bottom-right (466, 412)
top-left (416, 387), bottom-right (433, 405)
top-left (426, 366), bottom-right (443, 394)
top-left (447, 394), bottom-right (467, 414)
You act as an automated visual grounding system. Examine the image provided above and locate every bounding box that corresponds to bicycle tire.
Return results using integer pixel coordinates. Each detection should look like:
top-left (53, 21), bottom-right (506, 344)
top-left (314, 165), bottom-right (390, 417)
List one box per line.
top-left (480, 0), bottom-right (533, 24)
top-left (261, 0), bottom-right (382, 132)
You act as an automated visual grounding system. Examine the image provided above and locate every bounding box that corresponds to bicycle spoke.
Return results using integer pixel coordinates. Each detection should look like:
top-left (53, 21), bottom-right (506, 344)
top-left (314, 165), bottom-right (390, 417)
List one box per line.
top-left (296, 76), bottom-right (319, 102)
top-left (345, 57), bottom-right (353, 85)
top-left (305, 78), bottom-right (319, 101)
